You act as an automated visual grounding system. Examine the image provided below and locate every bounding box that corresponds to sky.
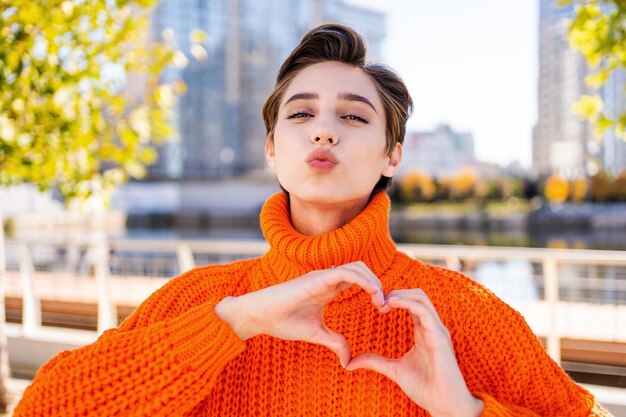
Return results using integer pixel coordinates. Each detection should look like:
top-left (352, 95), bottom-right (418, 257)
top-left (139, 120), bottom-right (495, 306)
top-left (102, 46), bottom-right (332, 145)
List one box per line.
top-left (346, 0), bottom-right (539, 168)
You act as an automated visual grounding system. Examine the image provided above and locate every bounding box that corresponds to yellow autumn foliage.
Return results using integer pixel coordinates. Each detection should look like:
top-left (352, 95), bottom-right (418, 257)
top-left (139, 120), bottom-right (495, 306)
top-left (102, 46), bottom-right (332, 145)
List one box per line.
top-left (448, 167), bottom-right (477, 199)
top-left (399, 170), bottom-right (436, 202)
top-left (561, 0), bottom-right (626, 140)
top-left (570, 177), bottom-right (588, 202)
top-left (545, 174), bottom-right (569, 203)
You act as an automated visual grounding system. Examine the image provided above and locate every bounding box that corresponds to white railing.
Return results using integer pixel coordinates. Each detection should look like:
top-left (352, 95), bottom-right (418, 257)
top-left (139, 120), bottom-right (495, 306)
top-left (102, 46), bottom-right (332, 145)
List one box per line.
top-left (3, 236), bottom-right (626, 365)
top-left (396, 244), bottom-right (626, 363)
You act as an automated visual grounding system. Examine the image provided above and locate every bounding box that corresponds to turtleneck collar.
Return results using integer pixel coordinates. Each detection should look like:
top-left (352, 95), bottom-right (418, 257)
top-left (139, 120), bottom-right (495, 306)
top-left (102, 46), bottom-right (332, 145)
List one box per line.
top-left (258, 192), bottom-right (397, 288)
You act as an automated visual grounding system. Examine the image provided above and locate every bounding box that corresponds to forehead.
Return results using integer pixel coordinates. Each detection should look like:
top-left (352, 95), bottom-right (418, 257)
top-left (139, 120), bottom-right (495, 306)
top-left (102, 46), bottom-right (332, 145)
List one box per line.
top-left (281, 61), bottom-right (382, 110)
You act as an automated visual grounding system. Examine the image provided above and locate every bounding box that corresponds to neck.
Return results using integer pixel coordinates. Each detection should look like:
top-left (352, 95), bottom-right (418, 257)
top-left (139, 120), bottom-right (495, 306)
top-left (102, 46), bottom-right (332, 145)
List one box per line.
top-left (289, 195), bottom-right (369, 236)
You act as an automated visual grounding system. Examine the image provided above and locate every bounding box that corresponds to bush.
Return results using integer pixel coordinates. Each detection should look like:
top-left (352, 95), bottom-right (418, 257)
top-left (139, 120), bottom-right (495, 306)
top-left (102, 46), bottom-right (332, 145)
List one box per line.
top-left (544, 174), bottom-right (569, 204)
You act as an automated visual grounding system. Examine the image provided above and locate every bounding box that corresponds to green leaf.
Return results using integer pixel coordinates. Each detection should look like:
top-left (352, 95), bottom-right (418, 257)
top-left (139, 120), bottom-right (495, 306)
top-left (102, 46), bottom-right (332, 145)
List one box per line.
top-left (594, 113), bottom-right (613, 138)
top-left (0, 0), bottom-right (180, 206)
top-left (572, 95), bottom-right (603, 119)
top-left (584, 67), bottom-right (612, 87)
top-left (190, 29), bottom-right (208, 44)
top-left (138, 147), bottom-right (157, 164)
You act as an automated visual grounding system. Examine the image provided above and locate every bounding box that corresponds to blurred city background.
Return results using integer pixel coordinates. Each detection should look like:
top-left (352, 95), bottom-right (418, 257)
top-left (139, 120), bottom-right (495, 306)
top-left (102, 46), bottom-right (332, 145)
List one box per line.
top-left (0, 0), bottom-right (625, 415)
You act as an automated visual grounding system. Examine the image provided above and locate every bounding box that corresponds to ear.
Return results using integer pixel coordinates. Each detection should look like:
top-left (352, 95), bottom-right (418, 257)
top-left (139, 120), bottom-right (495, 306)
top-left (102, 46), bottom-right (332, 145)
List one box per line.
top-left (381, 143), bottom-right (402, 177)
top-left (265, 135), bottom-right (276, 168)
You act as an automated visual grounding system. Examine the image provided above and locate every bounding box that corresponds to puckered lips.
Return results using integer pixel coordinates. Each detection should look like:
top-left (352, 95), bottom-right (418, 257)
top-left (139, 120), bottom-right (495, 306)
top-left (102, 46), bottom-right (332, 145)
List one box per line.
top-left (306, 148), bottom-right (339, 172)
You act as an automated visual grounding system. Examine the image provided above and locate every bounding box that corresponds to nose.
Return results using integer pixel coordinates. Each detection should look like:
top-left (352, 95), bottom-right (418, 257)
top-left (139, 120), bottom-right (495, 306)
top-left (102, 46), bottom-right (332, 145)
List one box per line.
top-left (310, 114), bottom-right (339, 145)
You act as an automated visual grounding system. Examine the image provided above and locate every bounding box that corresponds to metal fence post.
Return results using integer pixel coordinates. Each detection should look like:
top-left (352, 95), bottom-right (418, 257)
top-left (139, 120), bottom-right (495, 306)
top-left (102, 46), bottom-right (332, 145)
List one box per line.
top-left (93, 241), bottom-right (117, 334)
top-left (543, 258), bottom-right (561, 363)
top-left (18, 243), bottom-right (41, 336)
top-left (177, 244), bottom-right (196, 273)
top-left (445, 256), bottom-right (461, 271)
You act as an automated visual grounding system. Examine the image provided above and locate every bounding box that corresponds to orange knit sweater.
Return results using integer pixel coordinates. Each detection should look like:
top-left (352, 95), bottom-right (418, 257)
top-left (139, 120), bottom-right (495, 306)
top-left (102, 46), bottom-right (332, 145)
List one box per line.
top-left (15, 192), bottom-right (611, 417)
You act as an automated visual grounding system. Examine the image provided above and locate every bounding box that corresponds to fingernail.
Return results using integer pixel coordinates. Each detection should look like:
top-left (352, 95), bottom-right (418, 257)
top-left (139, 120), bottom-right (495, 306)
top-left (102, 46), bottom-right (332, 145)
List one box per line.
top-left (380, 291), bottom-right (386, 306)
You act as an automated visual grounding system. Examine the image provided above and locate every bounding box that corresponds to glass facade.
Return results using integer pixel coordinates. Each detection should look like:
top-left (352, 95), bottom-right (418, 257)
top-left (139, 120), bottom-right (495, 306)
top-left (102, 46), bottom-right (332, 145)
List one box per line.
top-left (146, 0), bottom-right (386, 181)
top-left (534, 0), bottom-right (591, 178)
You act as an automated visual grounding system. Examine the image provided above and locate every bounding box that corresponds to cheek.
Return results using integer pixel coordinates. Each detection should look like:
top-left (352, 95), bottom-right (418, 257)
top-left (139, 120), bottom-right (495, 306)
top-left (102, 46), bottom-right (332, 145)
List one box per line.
top-left (273, 138), bottom-right (296, 163)
top-left (351, 134), bottom-right (388, 169)
top-left (271, 141), bottom-right (300, 177)
top-left (273, 123), bottom-right (308, 156)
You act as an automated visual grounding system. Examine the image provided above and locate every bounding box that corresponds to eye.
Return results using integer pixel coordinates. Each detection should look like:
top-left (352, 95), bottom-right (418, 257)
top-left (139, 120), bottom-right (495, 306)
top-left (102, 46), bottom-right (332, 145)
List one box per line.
top-left (343, 114), bottom-right (368, 123)
top-left (287, 112), bottom-right (313, 119)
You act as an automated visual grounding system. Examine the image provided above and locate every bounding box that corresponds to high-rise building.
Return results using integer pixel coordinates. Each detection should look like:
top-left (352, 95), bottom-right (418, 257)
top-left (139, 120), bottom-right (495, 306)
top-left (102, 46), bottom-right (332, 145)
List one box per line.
top-left (534, 0), bottom-right (592, 179)
top-left (534, 0), bottom-right (626, 179)
top-left (147, 0), bottom-right (385, 181)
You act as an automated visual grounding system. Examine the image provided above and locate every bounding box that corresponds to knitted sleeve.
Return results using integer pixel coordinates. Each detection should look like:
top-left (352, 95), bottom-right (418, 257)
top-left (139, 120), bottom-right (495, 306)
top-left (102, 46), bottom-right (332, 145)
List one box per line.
top-left (13, 261), bottom-right (254, 417)
top-left (426, 265), bottom-right (613, 417)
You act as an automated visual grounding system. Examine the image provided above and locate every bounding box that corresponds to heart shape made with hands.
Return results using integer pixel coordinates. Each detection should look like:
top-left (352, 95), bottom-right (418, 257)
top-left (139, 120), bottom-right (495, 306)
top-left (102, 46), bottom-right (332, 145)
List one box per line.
top-left (322, 287), bottom-right (444, 370)
top-left (217, 263), bottom-right (479, 416)
top-left (323, 287), bottom-right (478, 416)
top-left (295, 265), bottom-right (449, 371)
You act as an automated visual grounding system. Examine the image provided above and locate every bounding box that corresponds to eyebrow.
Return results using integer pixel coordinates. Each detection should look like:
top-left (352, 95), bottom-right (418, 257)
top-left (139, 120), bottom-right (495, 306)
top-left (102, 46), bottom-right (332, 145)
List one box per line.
top-left (338, 92), bottom-right (378, 113)
top-left (284, 91), bottom-right (378, 113)
top-left (284, 92), bottom-right (318, 105)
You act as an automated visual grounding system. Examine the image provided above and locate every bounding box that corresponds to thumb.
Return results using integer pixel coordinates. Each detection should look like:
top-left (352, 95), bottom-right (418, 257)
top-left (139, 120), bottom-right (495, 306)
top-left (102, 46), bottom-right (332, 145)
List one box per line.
top-left (346, 353), bottom-right (397, 380)
top-left (315, 327), bottom-right (351, 368)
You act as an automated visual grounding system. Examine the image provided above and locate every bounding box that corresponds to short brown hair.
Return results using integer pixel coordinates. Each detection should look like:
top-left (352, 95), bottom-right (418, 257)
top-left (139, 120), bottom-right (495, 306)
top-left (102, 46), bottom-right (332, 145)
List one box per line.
top-left (262, 23), bottom-right (413, 196)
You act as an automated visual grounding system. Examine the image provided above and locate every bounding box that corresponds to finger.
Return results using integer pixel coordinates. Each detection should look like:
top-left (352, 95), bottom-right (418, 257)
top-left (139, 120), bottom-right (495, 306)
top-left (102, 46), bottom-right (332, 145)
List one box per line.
top-left (313, 327), bottom-right (351, 368)
top-left (324, 267), bottom-right (385, 309)
top-left (386, 288), bottom-right (436, 312)
top-left (386, 296), bottom-right (446, 336)
top-left (346, 352), bottom-right (398, 381)
top-left (337, 263), bottom-right (386, 310)
top-left (339, 262), bottom-right (383, 292)
top-left (342, 261), bottom-right (383, 288)
top-left (378, 301), bottom-right (393, 314)
top-left (386, 289), bottom-right (446, 331)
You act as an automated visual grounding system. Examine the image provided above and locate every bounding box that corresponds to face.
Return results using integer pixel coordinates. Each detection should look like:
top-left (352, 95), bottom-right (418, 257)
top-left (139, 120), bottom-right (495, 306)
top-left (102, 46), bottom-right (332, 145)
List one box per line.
top-left (266, 61), bottom-right (402, 207)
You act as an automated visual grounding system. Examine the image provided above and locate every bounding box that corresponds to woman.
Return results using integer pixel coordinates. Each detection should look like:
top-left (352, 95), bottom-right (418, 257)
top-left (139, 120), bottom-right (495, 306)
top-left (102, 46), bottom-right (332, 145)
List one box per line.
top-left (15, 23), bottom-right (610, 417)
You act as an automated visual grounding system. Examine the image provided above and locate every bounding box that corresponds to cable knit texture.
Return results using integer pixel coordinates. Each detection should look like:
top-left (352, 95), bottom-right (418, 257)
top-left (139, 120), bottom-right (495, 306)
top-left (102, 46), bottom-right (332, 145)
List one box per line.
top-left (15, 192), bottom-right (611, 416)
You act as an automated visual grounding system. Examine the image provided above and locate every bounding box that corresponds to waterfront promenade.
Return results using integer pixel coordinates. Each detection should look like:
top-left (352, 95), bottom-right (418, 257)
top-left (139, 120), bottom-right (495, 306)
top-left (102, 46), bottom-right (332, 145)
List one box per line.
top-left (2, 237), bottom-right (626, 415)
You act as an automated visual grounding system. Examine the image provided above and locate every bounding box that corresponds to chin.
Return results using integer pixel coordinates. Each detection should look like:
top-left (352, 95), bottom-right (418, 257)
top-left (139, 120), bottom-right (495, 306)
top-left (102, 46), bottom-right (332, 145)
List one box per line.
top-left (287, 185), bottom-right (370, 207)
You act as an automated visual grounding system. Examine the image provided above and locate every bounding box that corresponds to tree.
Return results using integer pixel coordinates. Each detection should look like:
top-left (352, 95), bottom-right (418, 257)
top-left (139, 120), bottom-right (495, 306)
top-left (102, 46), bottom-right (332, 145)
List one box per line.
top-left (0, 0), bottom-right (187, 203)
top-left (544, 174), bottom-right (570, 204)
top-left (570, 177), bottom-right (589, 202)
top-left (612, 169), bottom-right (626, 201)
top-left (590, 171), bottom-right (613, 201)
top-left (0, 0), bottom-right (185, 410)
top-left (398, 170), bottom-right (436, 202)
top-left (559, 0), bottom-right (626, 140)
top-left (589, 170), bottom-right (626, 201)
top-left (448, 167), bottom-right (478, 201)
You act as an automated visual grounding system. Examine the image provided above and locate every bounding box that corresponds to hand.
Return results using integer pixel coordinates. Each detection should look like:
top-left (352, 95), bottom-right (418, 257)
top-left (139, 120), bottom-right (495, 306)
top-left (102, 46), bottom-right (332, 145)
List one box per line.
top-left (215, 261), bottom-right (388, 367)
top-left (346, 289), bottom-right (484, 417)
